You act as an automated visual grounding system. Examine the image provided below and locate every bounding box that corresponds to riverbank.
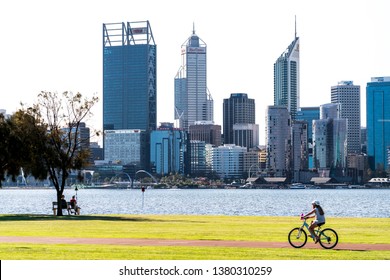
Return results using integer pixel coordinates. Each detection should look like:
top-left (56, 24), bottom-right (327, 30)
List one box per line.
top-left (2, 184), bottom-right (390, 190)
top-left (1, 188), bottom-right (389, 217)
top-left (0, 214), bottom-right (389, 260)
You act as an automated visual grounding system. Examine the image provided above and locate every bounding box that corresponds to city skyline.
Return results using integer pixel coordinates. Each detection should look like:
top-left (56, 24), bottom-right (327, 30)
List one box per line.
top-left (1, 0), bottom-right (389, 145)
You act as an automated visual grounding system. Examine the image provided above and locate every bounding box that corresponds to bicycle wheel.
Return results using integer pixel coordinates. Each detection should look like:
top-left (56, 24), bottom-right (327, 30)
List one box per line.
top-left (288, 227), bottom-right (307, 248)
top-left (319, 228), bottom-right (338, 249)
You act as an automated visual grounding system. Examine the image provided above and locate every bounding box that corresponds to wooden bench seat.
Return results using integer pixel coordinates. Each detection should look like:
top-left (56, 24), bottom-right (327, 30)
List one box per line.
top-left (52, 201), bottom-right (79, 215)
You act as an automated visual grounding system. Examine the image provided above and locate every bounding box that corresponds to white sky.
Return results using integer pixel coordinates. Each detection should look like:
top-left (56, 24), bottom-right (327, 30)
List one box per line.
top-left (1, 0), bottom-right (389, 145)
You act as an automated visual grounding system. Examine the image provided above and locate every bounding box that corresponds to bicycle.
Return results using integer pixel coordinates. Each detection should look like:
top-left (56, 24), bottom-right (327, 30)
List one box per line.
top-left (288, 216), bottom-right (339, 249)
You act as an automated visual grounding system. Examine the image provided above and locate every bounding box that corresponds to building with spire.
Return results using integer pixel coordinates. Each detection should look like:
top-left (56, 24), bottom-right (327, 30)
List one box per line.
top-left (274, 19), bottom-right (300, 120)
top-left (174, 25), bottom-right (213, 131)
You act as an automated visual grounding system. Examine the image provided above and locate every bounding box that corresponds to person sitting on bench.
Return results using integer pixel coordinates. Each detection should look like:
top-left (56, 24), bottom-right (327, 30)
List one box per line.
top-left (69, 195), bottom-right (81, 215)
top-left (60, 195), bottom-right (68, 215)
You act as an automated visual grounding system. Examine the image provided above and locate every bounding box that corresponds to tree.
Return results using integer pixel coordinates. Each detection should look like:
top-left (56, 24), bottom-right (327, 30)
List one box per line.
top-left (21, 91), bottom-right (99, 215)
top-left (0, 114), bottom-right (18, 186)
top-left (0, 112), bottom-right (39, 187)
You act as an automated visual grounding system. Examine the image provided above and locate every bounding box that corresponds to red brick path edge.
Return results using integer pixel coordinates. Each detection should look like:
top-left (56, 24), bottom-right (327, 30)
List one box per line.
top-left (1, 236), bottom-right (389, 251)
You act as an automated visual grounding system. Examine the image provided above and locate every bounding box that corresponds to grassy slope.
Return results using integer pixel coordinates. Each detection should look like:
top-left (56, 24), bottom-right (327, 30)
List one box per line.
top-left (0, 214), bottom-right (389, 260)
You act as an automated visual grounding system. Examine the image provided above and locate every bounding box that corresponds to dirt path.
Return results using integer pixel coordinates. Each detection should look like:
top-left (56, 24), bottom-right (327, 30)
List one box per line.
top-left (1, 236), bottom-right (389, 251)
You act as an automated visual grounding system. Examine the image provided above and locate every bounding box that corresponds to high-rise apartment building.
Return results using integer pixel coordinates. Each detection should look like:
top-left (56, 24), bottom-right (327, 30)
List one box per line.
top-left (291, 120), bottom-right (308, 181)
top-left (233, 123), bottom-right (259, 150)
top-left (104, 129), bottom-right (148, 167)
top-left (296, 107), bottom-right (319, 169)
top-left (296, 107), bottom-right (319, 144)
top-left (313, 103), bottom-right (347, 172)
top-left (266, 106), bottom-right (291, 176)
top-left (366, 77), bottom-right (390, 171)
top-left (103, 21), bottom-right (157, 131)
top-left (223, 93), bottom-right (256, 145)
top-left (331, 81), bottom-right (361, 154)
top-left (189, 140), bottom-right (211, 176)
top-left (189, 121), bottom-right (221, 146)
top-left (274, 27), bottom-right (300, 120)
top-left (150, 123), bottom-right (187, 175)
top-left (212, 144), bottom-right (246, 180)
top-left (174, 27), bottom-right (213, 131)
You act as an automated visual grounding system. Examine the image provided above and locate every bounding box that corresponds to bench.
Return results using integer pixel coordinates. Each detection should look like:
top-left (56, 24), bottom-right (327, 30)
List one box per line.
top-left (52, 202), bottom-right (80, 215)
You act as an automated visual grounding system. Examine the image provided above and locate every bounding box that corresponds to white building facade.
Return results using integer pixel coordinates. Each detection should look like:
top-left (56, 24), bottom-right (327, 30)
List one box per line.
top-left (212, 144), bottom-right (246, 180)
top-left (331, 81), bottom-right (361, 154)
top-left (104, 129), bottom-right (143, 165)
top-left (174, 27), bottom-right (213, 130)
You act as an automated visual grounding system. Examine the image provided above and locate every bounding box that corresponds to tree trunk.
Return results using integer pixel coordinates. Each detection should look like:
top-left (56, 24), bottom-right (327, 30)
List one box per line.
top-left (56, 191), bottom-right (63, 216)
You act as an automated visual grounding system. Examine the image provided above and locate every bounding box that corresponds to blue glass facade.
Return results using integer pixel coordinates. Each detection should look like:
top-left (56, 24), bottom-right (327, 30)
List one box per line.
top-left (103, 22), bottom-right (156, 131)
top-left (366, 77), bottom-right (390, 170)
top-left (296, 107), bottom-right (320, 143)
top-left (150, 128), bottom-right (187, 175)
top-left (274, 36), bottom-right (300, 120)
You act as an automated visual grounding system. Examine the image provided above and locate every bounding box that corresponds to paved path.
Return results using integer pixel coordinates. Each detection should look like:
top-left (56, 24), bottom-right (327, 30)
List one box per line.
top-left (1, 236), bottom-right (389, 251)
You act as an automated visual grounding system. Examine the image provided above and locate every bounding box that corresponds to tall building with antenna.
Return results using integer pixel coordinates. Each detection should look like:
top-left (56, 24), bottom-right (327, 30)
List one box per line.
top-left (103, 21), bottom-right (157, 132)
top-left (274, 18), bottom-right (300, 120)
top-left (174, 25), bottom-right (213, 131)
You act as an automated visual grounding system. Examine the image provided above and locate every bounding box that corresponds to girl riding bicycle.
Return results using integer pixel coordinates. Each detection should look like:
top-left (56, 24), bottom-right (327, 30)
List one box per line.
top-left (302, 200), bottom-right (325, 243)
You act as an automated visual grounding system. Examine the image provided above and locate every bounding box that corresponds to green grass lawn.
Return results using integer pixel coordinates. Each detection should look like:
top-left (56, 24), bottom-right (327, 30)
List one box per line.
top-left (0, 214), bottom-right (389, 260)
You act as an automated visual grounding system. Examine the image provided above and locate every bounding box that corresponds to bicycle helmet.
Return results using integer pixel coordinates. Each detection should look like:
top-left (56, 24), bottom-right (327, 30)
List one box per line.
top-left (312, 200), bottom-right (320, 206)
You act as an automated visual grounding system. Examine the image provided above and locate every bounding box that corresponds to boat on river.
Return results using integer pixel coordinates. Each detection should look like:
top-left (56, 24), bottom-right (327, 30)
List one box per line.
top-left (289, 183), bottom-right (306, 189)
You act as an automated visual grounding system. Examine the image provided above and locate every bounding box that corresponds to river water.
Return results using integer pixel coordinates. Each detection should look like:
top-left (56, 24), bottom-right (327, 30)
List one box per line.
top-left (0, 188), bottom-right (389, 218)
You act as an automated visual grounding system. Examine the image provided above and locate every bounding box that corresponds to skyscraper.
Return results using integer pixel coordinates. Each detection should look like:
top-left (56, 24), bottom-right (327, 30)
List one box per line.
top-left (150, 123), bottom-right (187, 175)
top-left (331, 81), bottom-right (361, 154)
top-left (266, 106), bottom-right (291, 176)
top-left (189, 121), bottom-right (222, 146)
top-left (103, 21), bottom-right (157, 132)
top-left (296, 107), bottom-right (319, 144)
top-left (366, 77), bottom-right (390, 171)
top-left (291, 120), bottom-right (308, 181)
top-left (104, 129), bottom-right (148, 166)
top-left (212, 144), bottom-right (246, 180)
top-left (313, 103), bottom-right (347, 172)
top-left (274, 23), bottom-right (300, 120)
top-left (223, 93), bottom-right (256, 145)
top-left (296, 107), bottom-right (320, 169)
top-left (174, 26), bottom-right (213, 131)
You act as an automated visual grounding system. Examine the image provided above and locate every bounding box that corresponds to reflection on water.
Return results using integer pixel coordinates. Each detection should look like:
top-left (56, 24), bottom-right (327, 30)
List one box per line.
top-left (0, 188), bottom-right (389, 218)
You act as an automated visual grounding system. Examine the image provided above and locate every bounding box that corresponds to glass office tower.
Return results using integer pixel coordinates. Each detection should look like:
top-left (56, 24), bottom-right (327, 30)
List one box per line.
top-left (366, 77), bottom-right (390, 171)
top-left (150, 126), bottom-right (187, 176)
top-left (296, 107), bottom-right (319, 144)
top-left (174, 26), bottom-right (213, 131)
top-left (223, 93), bottom-right (256, 145)
top-left (331, 81), bottom-right (361, 154)
top-left (313, 103), bottom-right (347, 172)
top-left (103, 21), bottom-right (157, 131)
top-left (274, 29), bottom-right (300, 120)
